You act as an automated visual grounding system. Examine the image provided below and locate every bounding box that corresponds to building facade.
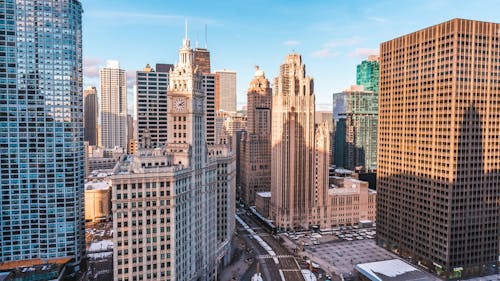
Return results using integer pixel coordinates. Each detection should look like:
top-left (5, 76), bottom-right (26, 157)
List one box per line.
top-left (100, 60), bottom-right (128, 149)
top-left (356, 55), bottom-right (379, 92)
top-left (136, 64), bottom-right (169, 148)
top-left (113, 34), bottom-right (234, 281)
top-left (0, 0), bottom-right (85, 269)
top-left (203, 74), bottom-right (216, 145)
top-left (215, 70), bottom-right (237, 112)
top-left (334, 85), bottom-right (378, 171)
top-left (84, 86), bottom-right (99, 145)
top-left (376, 19), bottom-right (500, 278)
top-left (240, 67), bottom-right (272, 205)
top-left (271, 53), bottom-right (316, 230)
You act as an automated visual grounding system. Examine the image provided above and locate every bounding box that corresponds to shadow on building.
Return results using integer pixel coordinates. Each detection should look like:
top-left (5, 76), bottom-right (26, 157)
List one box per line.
top-left (376, 104), bottom-right (500, 279)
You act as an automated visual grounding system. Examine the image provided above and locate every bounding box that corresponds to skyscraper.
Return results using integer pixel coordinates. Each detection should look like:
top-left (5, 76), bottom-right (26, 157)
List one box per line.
top-left (356, 55), bottom-right (379, 92)
top-left (203, 74), bottom-right (217, 145)
top-left (100, 60), bottom-right (128, 149)
top-left (194, 47), bottom-right (211, 74)
top-left (113, 32), bottom-right (235, 281)
top-left (84, 86), bottom-right (98, 145)
top-left (240, 66), bottom-right (272, 205)
top-left (377, 19), bottom-right (500, 279)
top-left (333, 85), bottom-right (378, 171)
top-left (271, 53), bottom-right (315, 230)
top-left (215, 70), bottom-right (237, 112)
top-left (0, 0), bottom-right (85, 269)
top-left (136, 63), bottom-right (170, 148)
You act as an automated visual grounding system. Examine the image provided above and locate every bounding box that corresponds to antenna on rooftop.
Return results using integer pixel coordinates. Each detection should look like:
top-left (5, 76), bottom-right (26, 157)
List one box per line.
top-left (204, 24), bottom-right (208, 48)
top-left (184, 18), bottom-right (188, 40)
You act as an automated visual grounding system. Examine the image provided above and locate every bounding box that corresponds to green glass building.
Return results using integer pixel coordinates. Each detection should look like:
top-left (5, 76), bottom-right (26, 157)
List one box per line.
top-left (356, 55), bottom-right (379, 92)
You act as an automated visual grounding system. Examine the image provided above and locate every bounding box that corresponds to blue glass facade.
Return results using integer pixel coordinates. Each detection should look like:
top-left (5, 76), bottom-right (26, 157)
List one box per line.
top-left (0, 0), bottom-right (84, 265)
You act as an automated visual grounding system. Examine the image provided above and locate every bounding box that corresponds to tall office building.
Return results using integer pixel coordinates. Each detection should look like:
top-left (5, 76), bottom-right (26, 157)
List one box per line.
top-left (240, 66), bottom-right (272, 205)
top-left (0, 0), bottom-right (85, 269)
top-left (136, 64), bottom-right (170, 148)
top-left (215, 70), bottom-right (237, 112)
top-left (84, 86), bottom-right (99, 145)
top-left (203, 74), bottom-right (216, 145)
top-left (100, 60), bottom-right (128, 149)
top-left (113, 33), bottom-right (234, 281)
top-left (271, 53), bottom-right (316, 230)
top-left (193, 48), bottom-right (211, 74)
top-left (333, 85), bottom-right (378, 171)
top-left (356, 55), bottom-right (379, 92)
top-left (377, 19), bottom-right (500, 278)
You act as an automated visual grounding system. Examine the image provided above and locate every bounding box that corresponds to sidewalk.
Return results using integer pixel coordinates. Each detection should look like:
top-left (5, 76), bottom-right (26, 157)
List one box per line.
top-left (218, 234), bottom-right (253, 281)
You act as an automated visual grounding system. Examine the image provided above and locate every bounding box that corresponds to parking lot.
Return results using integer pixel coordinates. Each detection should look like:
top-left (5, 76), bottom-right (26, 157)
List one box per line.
top-left (305, 239), bottom-right (398, 277)
top-left (282, 226), bottom-right (399, 279)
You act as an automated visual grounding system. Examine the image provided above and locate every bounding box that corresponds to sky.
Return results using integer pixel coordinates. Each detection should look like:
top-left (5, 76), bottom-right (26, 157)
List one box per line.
top-left (82, 0), bottom-right (499, 115)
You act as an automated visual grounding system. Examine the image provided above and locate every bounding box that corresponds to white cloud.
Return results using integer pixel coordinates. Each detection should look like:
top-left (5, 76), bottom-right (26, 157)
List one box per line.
top-left (283, 40), bottom-right (300, 46)
top-left (311, 48), bottom-right (340, 58)
top-left (348, 48), bottom-right (379, 58)
top-left (83, 57), bottom-right (105, 79)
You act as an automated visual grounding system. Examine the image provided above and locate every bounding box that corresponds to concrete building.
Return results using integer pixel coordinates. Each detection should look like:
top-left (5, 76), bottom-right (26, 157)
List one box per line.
top-left (333, 85), bottom-right (378, 171)
top-left (215, 70), bottom-right (237, 112)
top-left (84, 86), bottom-right (99, 145)
top-left (0, 0), bottom-right (85, 269)
top-left (271, 53), bottom-right (316, 230)
top-left (255, 192), bottom-right (271, 218)
top-left (240, 66), bottom-right (272, 205)
top-left (100, 60), bottom-right (128, 149)
top-left (84, 180), bottom-right (111, 222)
top-left (112, 33), bottom-right (234, 281)
top-left (136, 64), bottom-right (170, 148)
top-left (356, 55), bottom-right (379, 92)
top-left (376, 19), bottom-right (500, 279)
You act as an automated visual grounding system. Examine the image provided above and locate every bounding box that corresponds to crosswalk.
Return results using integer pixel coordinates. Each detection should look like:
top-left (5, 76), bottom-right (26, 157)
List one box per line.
top-left (257, 254), bottom-right (295, 259)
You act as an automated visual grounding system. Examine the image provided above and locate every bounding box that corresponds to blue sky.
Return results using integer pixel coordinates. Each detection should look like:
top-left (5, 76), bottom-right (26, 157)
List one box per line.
top-left (82, 0), bottom-right (499, 114)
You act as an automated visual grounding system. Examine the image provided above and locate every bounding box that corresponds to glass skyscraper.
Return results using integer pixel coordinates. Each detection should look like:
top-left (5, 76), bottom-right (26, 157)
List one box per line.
top-left (0, 0), bottom-right (85, 268)
top-left (356, 55), bottom-right (379, 92)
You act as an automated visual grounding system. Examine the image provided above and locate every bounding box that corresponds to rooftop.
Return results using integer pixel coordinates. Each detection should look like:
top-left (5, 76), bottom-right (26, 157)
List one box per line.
top-left (85, 180), bottom-right (110, 191)
top-left (256, 191), bottom-right (271, 198)
top-left (355, 259), bottom-right (440, 281)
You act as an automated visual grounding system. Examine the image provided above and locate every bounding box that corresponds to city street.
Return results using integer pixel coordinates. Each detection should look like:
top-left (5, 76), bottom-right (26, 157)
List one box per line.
top-left (222, 211), bottom-right (307, 281)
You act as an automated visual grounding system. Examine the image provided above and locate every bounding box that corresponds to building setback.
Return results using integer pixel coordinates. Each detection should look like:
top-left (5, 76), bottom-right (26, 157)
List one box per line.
top-left (100, 60), bottom-right (128, 149)
top-left (376, 18), bottom-right (500, 279)
top-left (0, 0), bottom-right (85, 270)
top-left (84, 86), bottom-right (99, 145)
top-left (240, 66), bottom-right (272, 205)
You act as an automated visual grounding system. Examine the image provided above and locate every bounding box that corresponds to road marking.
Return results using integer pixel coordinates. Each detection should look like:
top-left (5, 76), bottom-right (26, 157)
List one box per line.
top-left (279, 270), bottom-right (286, 281)
top-left (257, 255), bottom-right (294, 259)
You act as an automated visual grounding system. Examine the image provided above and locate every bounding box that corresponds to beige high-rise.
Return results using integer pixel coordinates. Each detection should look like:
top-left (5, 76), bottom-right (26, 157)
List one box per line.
top-left (240, 67), bottom-right (272, 205)
top-left (377, 19), bottom-right (500, 279)
top-left (271, 53), bottom-right (315, 230)
top-left (100, 60), bottom-right (128, 149)
top-left (215, 70), bottom-right (237, 112)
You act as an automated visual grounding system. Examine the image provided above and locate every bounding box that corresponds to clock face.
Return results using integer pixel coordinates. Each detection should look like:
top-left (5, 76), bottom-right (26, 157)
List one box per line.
top-left (173, 98), bottom-right (185, 112)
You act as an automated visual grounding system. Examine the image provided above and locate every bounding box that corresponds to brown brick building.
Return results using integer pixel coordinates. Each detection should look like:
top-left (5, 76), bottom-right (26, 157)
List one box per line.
top-left (376, 18), bottom-right (500, 279)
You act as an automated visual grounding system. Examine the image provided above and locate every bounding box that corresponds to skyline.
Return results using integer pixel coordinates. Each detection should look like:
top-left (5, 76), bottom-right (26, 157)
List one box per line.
top-left (82, 0), bottom-right (499, 114)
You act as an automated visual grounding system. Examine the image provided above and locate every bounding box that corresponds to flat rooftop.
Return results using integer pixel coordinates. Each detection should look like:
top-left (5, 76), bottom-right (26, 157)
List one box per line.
top-left (256, 191), bottom-right (271, 198)
top-left (355, 259), bottom-right (440, 281)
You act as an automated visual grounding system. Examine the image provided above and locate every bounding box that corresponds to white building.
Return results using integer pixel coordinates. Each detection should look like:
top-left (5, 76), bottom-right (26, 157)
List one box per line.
top-left (112, 33), bottom-right (235, 281)
top-left (100, 60), bottom-right (128, 149)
